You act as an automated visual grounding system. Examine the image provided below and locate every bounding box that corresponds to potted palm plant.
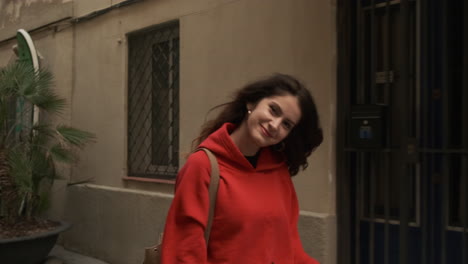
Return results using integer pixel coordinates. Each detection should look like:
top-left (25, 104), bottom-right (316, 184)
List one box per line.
top-left (0, 61), bottom-right (94, 264)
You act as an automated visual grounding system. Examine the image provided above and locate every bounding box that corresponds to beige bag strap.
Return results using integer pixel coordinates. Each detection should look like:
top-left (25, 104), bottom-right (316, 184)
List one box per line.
top-left (197, 148), bottom-right (219, 245)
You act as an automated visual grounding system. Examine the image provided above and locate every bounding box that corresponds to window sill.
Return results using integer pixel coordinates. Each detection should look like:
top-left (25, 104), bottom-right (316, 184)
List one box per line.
top-left (123, 176), bottom-right (175, 184)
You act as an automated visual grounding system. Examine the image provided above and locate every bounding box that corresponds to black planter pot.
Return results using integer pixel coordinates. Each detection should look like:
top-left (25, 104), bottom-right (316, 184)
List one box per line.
top-left (0, 221), bottom-right (71, 264)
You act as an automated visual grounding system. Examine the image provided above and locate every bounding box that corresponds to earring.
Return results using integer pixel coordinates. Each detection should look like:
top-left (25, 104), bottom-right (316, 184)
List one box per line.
top-left (247, 110), bottom-right (252, 114)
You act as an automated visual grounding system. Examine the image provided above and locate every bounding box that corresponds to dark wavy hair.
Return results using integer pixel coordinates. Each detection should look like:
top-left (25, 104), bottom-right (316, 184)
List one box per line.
top-left (193, 73), bottom-right (323, 176)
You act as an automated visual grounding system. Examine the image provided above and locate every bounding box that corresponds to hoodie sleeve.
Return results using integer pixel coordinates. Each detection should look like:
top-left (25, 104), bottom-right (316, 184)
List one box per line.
top-left (289, 180), bottom-right (320, 264)
top-left (161, 151), bottom-right (212, 264)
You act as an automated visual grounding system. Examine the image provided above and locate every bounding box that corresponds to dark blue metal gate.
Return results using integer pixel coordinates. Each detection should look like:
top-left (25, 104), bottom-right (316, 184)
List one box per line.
top-left (337, 0), bottom-right (468, 263)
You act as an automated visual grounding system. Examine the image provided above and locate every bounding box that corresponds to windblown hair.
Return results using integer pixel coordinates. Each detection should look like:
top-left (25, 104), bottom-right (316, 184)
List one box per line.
top-left (193, 73), bottom-right (323, 176)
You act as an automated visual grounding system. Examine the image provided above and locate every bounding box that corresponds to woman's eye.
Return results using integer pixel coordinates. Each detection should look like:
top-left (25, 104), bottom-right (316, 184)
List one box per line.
top-left (270, 105), bottom-right (279, 115)
top-left (283, 122), bottom-right (292, 130)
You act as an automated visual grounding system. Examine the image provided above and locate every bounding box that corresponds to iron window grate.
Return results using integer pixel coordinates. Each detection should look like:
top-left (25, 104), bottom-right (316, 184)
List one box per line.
top-left (127, 21), bottom-right (179, 179)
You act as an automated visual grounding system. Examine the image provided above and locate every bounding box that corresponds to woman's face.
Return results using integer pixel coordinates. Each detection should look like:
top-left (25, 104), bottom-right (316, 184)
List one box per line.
top-left (246, 94), bottom-right (302, 148)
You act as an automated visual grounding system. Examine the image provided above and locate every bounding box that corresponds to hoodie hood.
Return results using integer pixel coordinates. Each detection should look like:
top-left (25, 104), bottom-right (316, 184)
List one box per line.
top-left (198, 123), bottom-right (287, 172)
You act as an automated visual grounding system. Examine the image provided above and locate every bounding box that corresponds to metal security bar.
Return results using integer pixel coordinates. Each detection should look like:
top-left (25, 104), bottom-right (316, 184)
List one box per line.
top-left (338, 0), bottom-right (468, 263)
top-left (127, 21), bottom-right (180, 179)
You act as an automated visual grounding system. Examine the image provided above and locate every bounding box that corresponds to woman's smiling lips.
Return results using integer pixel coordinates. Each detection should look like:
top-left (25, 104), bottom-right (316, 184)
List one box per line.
top-left (261, 125), bottom-right (273, 138)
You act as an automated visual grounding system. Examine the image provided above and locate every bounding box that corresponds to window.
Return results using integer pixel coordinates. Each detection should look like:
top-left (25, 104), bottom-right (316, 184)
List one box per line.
top-left (127, 21), bottom-right (179, 179)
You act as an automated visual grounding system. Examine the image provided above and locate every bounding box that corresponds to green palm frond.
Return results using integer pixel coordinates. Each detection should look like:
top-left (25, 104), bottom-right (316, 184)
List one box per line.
top-left (30, 129), bottom-right (52, 149)
top-left (0, 62), bottom-right (35, 100)
top-left (0, 62), bottom-right (28, 98)
top-left (0, 62), bottom-right (66, 113)
top-left (31, 149), bottom-right (54, 181)
top-left (56, 125), bottom-right (95, 147)
top-left (49, 144), bottom-right (75, 163)
top-left (34, 92), bottom-right (67, 113)
top-left (22, 68), bottom-right (66, 113)
top-left (1, 61), bottom-right (95, 219)
top-left (31, 124), bottom-right (54, 137)
top-left (19, 66), bottom-right (53, 98)
top-left (8, 147), bottom-right (34, 195)
top-left (15, 65), bottom-right (37, 98)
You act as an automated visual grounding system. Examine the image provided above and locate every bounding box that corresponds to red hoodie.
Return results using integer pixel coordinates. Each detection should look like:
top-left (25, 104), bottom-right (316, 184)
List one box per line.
top-left (161, 123), bottom-right (319, 264)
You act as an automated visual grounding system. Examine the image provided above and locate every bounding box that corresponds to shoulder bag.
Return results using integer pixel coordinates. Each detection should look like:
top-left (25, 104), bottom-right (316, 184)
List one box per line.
top-left (142, 148), bottom-right (219, 264)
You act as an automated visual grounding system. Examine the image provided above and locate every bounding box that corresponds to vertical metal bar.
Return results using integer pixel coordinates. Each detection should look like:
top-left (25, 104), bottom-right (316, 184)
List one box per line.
top-left (383, 1), bottom-right (391, 264)
top-left (369, 154), bottom-right (376, 264)
top-left (440, 1), bottom-right (449, 263)
top-left (421, 153), bottom-right (428, 264)
top-left (399, 162), bottom-right (410, 264)
top-left (409, 3), bottom-right (416, 139)
top-left (415, 0), bottom-right (427, 262)
top-left (341, 152), bottom-right (352, 264)
top-left (355, 2), bottom-right (363, 263)
top-left (463, 153), bottom-right (468, 264)
top-left (462, 1), bottom-right (468, 262)
top-left (430, 155), bottom-right (436, 264)
top-left (383, 152), bottom-right (390, 264)
top-left (417, 1), bottom-right (430, 263)
top-left (336, 1), bottom-right (354, 262)
top-left (429, 1), bottom-right (437, 262)
top-left (369, 1), bottom-right (377, 264)
top-left (441, 154), bottom-right (448, 264)
top-left (357, 0), bottom-right (364, 104)
top-left (370, 0), bottom-right (377, 104)
top-left (356, 153), bottom-right (363, 264)
top-left (399, 1), bottom-right (410, 264)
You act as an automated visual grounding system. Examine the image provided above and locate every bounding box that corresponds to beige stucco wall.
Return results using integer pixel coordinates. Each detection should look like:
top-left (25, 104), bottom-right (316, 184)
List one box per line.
top-left (0, 0), bottom-right (73, 41)
top-left (69, 0), bottom-right (336, 213)
top-left (0, 39), bottom-right (15, 66)
top-left (63, 184), bottom-right (335, 264)
top-left (179, 0), bottom-right (337, 215)
top-left (0, 0), bottom-right (337, 263)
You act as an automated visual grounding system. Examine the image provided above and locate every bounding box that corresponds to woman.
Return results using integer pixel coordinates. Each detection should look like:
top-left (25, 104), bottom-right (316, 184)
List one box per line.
top-left (161, 73), bottom-right (323, 263)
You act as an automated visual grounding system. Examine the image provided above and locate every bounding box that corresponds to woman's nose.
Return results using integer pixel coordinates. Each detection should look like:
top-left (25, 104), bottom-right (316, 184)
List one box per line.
top-left (269, 118), bottom-right (282, 131)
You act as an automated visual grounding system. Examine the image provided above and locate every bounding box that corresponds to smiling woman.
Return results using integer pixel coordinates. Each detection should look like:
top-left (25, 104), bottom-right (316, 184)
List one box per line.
top-left (193, 73), bottom-right (323, 176)
top-left (159, 73), bottom-right (323, 264)
top-left (234, 94), bottom-right (302, 155)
